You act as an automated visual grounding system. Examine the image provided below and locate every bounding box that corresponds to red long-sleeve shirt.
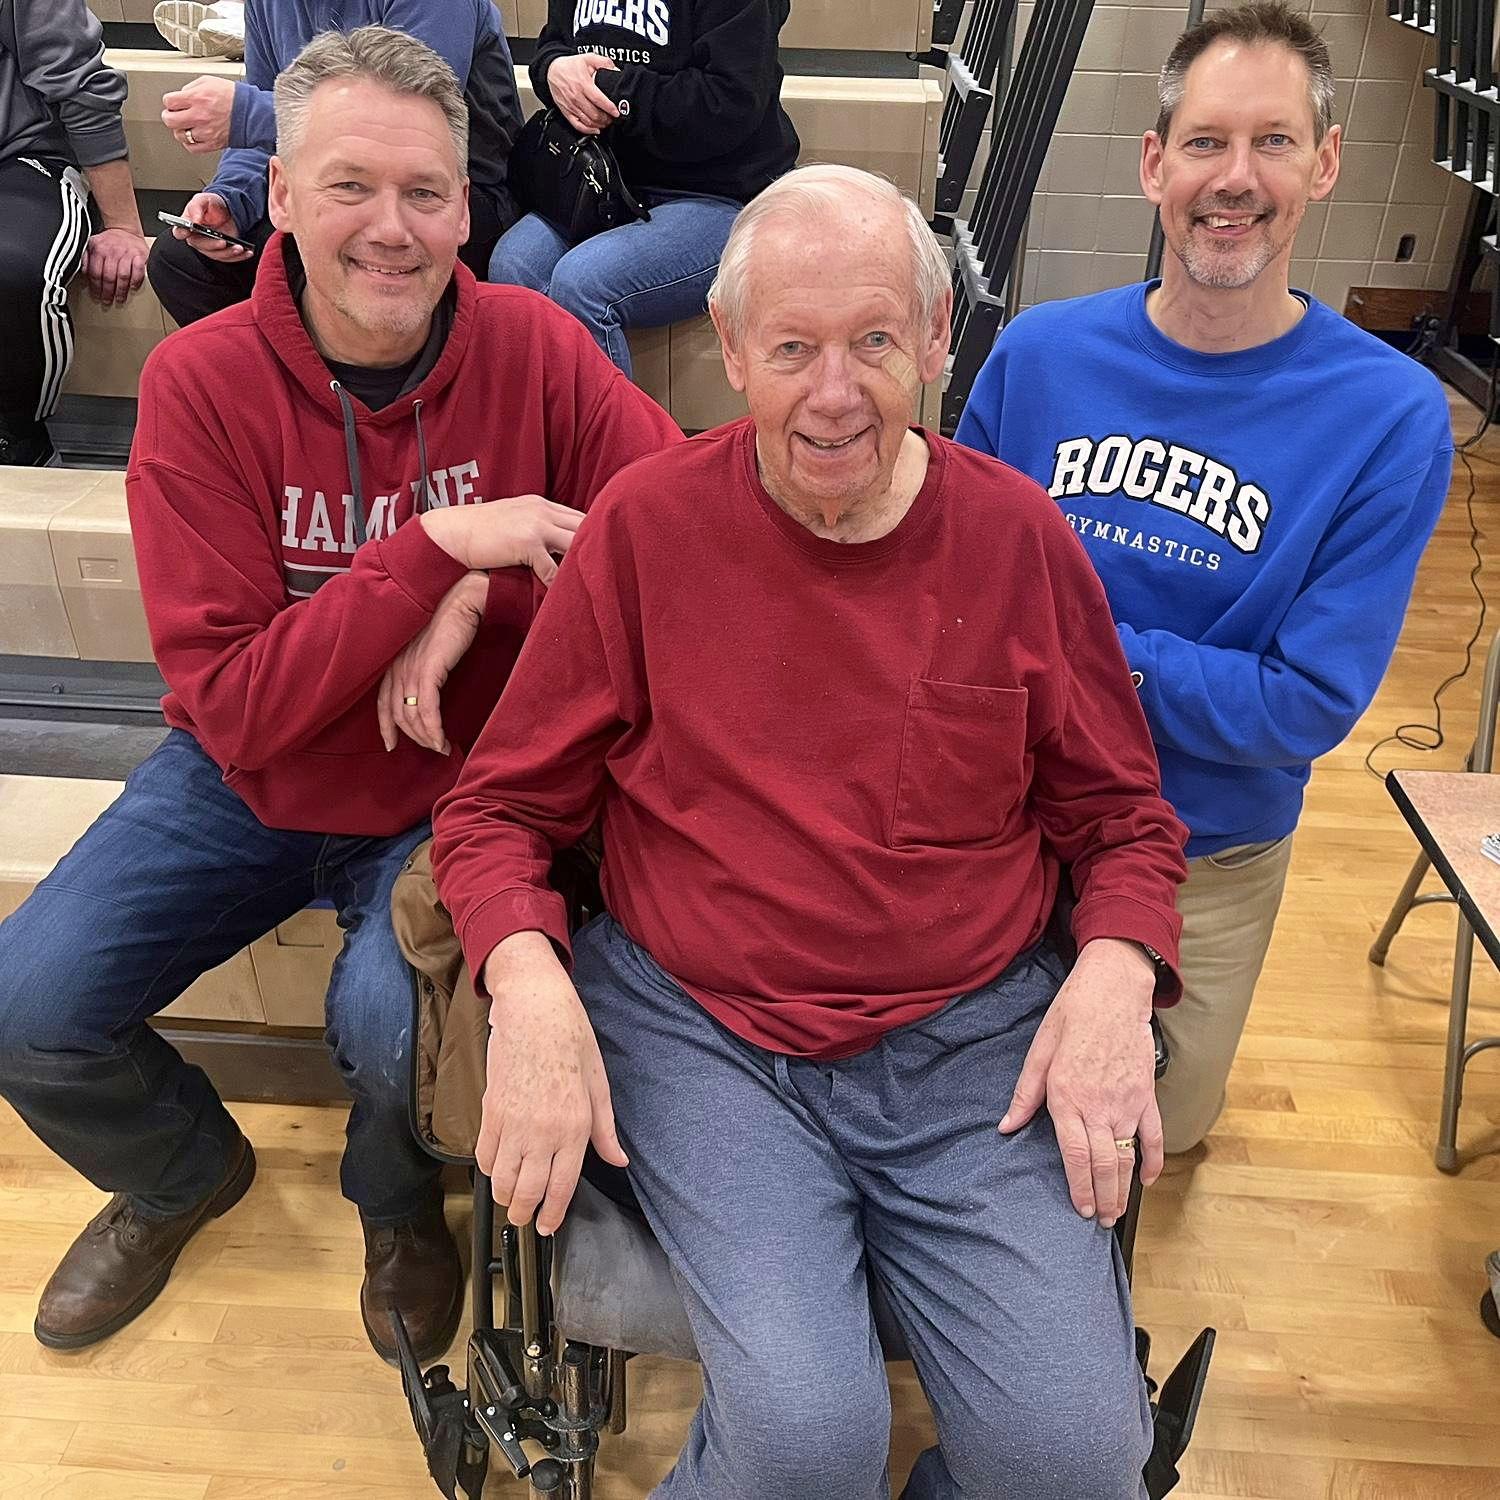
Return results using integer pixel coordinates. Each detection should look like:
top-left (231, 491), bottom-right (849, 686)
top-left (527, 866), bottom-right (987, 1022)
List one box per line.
top-left (125, 234), bottom-right (681, 836)
top-left (434, 420), bottom-right (1188, 1059)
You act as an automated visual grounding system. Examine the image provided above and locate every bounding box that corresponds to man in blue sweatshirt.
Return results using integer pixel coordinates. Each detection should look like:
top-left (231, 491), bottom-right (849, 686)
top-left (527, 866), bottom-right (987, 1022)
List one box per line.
top-left (146, 0), bottom-right (522, 326)
top-left (957, 1), bottom-right (1453, 1153)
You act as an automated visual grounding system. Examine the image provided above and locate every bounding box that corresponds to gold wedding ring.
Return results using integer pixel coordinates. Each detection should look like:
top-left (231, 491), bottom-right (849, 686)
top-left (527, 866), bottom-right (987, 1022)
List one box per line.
top-left (1113, 1138), bottom-right (1135, 1153)
top-left (403, 695), bottom-right (419, 707)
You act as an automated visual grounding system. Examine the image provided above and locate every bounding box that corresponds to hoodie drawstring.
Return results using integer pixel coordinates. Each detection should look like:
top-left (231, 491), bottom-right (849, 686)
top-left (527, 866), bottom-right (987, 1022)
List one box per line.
top-left (328, 384), bottom-right (432, 549)
top-left (413, 398), bottom-right (430, 515)
top-left (330, 380), bottom-right (369, 547)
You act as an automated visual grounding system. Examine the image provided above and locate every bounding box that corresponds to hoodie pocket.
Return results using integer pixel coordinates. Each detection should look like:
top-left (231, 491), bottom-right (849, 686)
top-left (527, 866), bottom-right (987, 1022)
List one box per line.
top-left (889, 678), bottom-right (1029, 848)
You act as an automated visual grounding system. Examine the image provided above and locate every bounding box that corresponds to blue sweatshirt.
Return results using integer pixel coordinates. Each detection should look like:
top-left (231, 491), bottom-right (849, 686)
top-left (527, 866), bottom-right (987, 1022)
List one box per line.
top-left (210, 0), bottom-right (522, 234)
top-left (955, 281), bottom-right (1453, 858)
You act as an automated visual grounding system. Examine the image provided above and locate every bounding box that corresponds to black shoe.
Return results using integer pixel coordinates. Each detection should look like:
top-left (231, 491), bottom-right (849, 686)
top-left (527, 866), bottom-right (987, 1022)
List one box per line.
top-left (0, 421), bottom-right (56, 466)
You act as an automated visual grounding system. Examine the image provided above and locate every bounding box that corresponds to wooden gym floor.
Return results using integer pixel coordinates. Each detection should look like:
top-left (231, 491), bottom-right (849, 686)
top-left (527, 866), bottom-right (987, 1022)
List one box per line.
top-left (1, 391), bottom-right (1497, 1497)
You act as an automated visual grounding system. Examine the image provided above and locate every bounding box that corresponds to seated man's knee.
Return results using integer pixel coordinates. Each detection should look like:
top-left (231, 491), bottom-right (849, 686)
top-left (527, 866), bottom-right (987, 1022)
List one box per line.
top-left (0, 910), bottom-right (96, 1080)
top-left (1159, 1088), bottom-right (1224, 1155)
top-left (720, 1357), bottom-right (891, 1496)
top-left (325, 981), bottom-right (413, 1116)
top-left (943, 1377), bottom-right (1148, 1500)
top-left (145, 231), bottom-right (190, 294)
top-left (146, 233), bottom-right (227, 324)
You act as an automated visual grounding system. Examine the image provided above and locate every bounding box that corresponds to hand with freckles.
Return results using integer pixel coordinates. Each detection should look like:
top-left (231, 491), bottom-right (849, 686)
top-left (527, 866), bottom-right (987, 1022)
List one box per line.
top-left (477, 931), bottom-right (628, 1236)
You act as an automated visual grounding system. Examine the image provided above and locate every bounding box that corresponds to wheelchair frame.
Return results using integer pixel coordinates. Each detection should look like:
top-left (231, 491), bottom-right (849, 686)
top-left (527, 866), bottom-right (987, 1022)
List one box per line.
top-left (395, 861), bottom-right (1216, 1498)
top-left (396, 1065), bottom-right (1216, 1500)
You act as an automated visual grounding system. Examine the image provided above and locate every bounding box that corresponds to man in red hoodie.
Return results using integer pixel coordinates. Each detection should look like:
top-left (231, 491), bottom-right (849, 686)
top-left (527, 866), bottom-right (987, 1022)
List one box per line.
top-left (0, 26), bottom-right (678, 1362)
top-left (434, 166), bottom-right (1187, 1498)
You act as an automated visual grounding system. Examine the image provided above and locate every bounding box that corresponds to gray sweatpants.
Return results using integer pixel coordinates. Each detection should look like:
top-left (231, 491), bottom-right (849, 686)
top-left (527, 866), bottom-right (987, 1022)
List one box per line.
top-left (574, 916), bottom-right (1152, 1500)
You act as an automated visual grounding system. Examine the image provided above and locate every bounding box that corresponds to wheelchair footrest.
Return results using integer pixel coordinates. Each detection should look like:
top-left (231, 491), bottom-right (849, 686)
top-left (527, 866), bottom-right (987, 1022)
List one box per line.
top-left (393, 1309), bottom-right (490, 1500)
top-left (1143, 1326), bottom-right (1216, 1499)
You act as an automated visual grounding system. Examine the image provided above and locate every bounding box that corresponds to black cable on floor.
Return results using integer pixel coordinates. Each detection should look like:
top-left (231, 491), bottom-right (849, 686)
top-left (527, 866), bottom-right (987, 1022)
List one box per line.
top-left (1363, 350), bottom-right (1497, 780)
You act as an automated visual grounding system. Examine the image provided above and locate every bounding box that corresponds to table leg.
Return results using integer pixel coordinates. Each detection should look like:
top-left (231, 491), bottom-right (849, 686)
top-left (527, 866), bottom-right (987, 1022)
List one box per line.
top-left (1437, 913), bottom-right (1476, 1173)
top-left (1370, 848), bottom-right (1434, 965)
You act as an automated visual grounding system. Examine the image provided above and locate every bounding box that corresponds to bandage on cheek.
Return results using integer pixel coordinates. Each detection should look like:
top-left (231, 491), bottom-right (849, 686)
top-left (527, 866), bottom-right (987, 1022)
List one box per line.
top-left (880, 347), bottom-right (923, 403)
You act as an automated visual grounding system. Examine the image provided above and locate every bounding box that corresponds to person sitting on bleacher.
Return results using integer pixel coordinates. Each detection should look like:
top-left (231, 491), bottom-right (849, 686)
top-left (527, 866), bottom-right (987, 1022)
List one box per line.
top-left (147, 0), bottom-right (524, 326)
top-left (0, 0), bottom-right (149, 465)
top-left (434, 165), bottom-right (1188, 1500)
top-left (489, 0), bottom-right (799, 378)
top-left (0, 25), bottom-right (678, 1364)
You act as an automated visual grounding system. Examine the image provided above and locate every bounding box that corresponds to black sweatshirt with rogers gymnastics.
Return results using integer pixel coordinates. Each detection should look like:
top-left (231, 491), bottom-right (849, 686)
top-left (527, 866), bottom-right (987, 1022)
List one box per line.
top-left (531, 0), bottom-right (799, 203)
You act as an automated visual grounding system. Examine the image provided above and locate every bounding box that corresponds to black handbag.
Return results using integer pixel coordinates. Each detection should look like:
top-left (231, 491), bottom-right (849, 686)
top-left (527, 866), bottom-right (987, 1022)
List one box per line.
top-left (508, 107), bottom-right (650, 245)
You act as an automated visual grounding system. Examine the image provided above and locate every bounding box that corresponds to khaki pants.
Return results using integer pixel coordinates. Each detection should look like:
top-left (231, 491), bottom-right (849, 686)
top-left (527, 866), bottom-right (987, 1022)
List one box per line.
top-left (1155, 835), bottom-right (1295, 1154)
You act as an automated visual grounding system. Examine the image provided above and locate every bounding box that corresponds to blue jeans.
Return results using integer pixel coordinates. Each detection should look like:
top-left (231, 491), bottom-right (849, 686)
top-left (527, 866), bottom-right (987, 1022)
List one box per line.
top-left (575, 917), bottom-right (1152, 1500)
top-left (0, 730), bottom-right (439, 1225)
top-left (488, 192), bottom-right (740, 375)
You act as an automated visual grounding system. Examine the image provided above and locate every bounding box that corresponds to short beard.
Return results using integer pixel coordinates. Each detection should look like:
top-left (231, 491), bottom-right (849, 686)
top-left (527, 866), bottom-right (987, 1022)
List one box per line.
top-left (333, 286), bottom-right (433, 346)
top-left (1171, 194), bottom-right (1296, 290)
top-left (1175, 234), bottom-right (1279, 289)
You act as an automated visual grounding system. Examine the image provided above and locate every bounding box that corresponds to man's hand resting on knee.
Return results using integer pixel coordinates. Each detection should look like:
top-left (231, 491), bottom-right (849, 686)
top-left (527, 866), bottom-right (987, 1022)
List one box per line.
top-left (998, 938), bottom-right (1161, 1229)
top-left (478, 931), bottom-right (628, 1236)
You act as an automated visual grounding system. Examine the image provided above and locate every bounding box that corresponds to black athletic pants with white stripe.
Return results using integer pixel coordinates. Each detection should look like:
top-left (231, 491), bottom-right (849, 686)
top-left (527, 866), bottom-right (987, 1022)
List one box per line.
top-left (0, 154), bottom-right (89, 437)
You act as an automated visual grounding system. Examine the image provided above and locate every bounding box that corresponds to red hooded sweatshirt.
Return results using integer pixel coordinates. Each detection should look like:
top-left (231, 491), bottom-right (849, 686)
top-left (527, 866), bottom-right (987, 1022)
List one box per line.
top-left (124, 233), bottom-right (681, 836)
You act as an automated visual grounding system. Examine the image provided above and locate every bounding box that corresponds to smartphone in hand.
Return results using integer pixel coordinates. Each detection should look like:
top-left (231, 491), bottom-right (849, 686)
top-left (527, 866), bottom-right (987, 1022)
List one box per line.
top-left (156, 210), bottom-right (256, 254)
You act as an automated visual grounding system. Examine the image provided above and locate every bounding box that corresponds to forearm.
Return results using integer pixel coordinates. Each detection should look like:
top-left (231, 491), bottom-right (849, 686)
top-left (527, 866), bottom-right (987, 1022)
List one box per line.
top-left (131, 471), bottom-right (468, 769)
top-left (482, 930), bottom-right (572, 1022)
top-left (82, 158), bottom-right (142, 234)
top-left (531, 0), bottom-right (575, 107)
top-left (1121, 623), bottom-right (1365, 769)
top-left (208, 148), bottom-right (270, 233)
top-left (229, 82), bottom-right (276, 152)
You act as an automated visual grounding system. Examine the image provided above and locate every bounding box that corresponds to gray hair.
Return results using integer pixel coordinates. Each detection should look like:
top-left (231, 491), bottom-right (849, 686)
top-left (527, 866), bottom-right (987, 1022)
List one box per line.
top-left (708, 165), bottom-right (950, 344)
top-left (1156, 3), bottom-right (1336, 144)
top-left (274, 25), bottom-right (469, 169)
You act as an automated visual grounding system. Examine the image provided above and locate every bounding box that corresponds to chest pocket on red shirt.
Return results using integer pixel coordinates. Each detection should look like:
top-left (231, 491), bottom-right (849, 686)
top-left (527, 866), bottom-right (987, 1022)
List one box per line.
top-left (889, 679), bottom-right (1030, 848)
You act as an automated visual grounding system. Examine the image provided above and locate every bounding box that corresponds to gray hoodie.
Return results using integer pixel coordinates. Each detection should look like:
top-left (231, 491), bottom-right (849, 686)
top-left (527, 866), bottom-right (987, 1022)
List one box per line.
top-left (0, 0), bottom-right (127, 167)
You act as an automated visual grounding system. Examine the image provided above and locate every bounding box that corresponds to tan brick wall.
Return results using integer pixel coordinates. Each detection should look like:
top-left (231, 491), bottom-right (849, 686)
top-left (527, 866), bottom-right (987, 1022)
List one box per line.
top-left (956, 0), bottom-right (1467, 313)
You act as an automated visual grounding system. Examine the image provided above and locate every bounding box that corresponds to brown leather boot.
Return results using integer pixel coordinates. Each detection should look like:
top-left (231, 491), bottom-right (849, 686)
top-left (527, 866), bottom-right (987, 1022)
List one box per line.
top-left (34, 1134), bottom-right (256, 1350)
top-left (360, 1202), bottom-right (464, 1365)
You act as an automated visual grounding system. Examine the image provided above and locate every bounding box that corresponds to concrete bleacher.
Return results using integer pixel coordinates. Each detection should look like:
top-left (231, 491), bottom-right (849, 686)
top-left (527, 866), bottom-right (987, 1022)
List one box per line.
top-left (91, 0), bottom-right (936, 56)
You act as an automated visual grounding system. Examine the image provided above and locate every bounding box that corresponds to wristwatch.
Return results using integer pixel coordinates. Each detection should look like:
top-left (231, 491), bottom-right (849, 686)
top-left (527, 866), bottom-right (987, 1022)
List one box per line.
top-left (1137, 942), bottom-right (1169, 982)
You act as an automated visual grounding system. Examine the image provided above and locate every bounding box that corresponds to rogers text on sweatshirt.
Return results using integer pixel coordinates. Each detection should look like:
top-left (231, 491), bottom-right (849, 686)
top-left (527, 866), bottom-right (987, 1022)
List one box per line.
top-left (125, 233), bottom-right (682, 837)
top-left (434, 420), bottom-right (1188, 1060)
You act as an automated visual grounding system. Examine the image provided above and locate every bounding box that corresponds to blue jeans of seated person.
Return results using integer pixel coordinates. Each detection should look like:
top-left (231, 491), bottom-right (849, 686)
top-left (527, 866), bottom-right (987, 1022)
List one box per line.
top-left (488, 192), bottom-right (741, 377)
top-left (575, 916), bottom-right (1152, 1500)
top-left (0, 729), bottom-right (439, 1226)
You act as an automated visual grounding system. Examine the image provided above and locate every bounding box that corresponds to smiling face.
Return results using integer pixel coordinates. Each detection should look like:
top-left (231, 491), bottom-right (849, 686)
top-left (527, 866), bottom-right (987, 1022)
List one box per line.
top-left (1142, 39), bottom-right (1339, 292)
top-left (712, 203), bottom-right (949, 535)
top-left (267, 76), bottom-right (470, 365)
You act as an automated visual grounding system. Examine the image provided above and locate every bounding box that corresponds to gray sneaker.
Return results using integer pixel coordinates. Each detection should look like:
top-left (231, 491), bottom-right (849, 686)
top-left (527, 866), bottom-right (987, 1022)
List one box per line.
top-left (1483, 1250), bottom-right (1500, 1338)
top-left (152, 2), bottom-right (245, 60)
top-left (152, 2), bottom-right (212, 56)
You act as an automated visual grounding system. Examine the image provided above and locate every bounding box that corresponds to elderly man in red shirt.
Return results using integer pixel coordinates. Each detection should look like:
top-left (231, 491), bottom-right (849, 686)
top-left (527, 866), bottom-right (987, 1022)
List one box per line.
top-left (433, 164), bottom-right (1188, 1500)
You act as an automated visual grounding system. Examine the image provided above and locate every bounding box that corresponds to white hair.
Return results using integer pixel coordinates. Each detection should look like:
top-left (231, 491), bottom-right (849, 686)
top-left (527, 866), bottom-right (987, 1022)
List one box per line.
top-left (707, 165), bottom-right (949, 343)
